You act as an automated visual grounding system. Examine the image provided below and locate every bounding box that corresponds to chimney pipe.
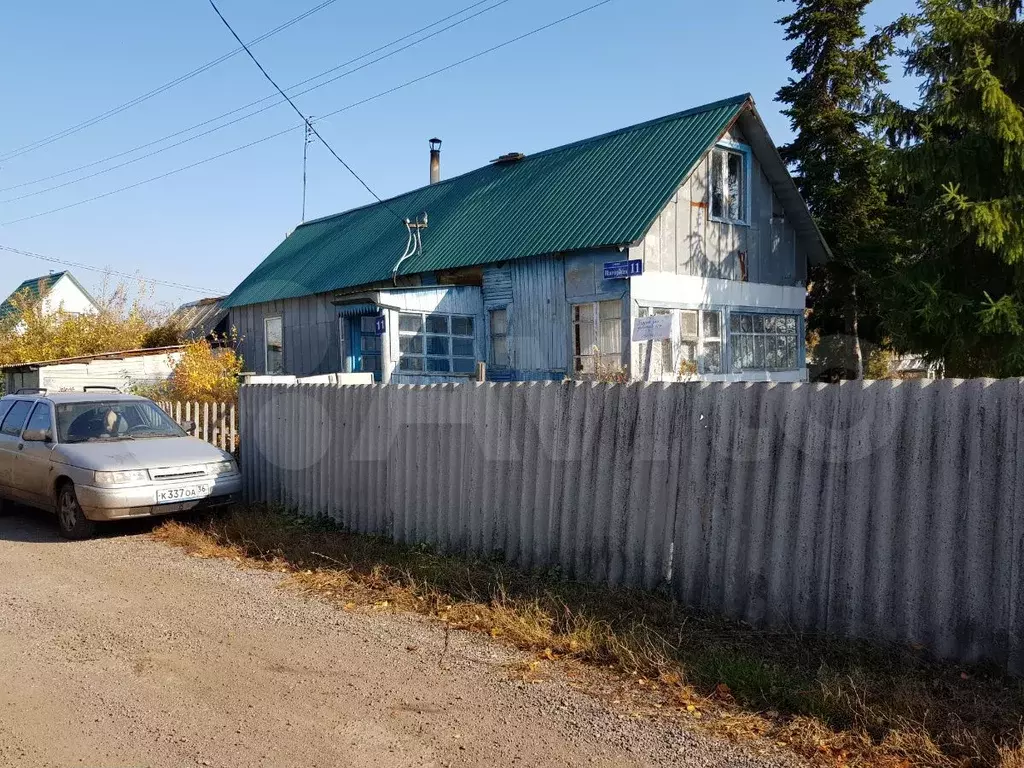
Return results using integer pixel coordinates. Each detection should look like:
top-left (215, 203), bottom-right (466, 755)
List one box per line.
top-left (429, 137), bottom-right (442, 184)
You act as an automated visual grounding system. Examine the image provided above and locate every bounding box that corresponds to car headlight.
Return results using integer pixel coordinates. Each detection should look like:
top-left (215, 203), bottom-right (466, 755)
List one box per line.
top-left (208, 459), bottom-right (238, 477)
top-left (94, 469), bottom-right (150, 486)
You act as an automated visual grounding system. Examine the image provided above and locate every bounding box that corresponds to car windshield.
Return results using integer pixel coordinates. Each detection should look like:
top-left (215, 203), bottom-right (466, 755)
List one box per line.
top-left (56, 400), bottom-right (185, 443)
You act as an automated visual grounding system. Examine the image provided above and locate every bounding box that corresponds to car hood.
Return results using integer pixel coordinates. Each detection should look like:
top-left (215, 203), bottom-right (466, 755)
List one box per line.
top-left (53, 437), bottom-right (232, 472)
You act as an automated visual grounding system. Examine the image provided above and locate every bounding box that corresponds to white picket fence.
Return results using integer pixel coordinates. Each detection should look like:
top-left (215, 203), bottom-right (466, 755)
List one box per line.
top-left (158, 401), bottom-right (238, 451)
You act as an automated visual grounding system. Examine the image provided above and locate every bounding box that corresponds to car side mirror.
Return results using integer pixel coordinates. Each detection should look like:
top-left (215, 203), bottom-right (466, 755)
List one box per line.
top-left (22, 428), bottom-right (51, 443)
top-left (179, 420), bottom-right (197, 436)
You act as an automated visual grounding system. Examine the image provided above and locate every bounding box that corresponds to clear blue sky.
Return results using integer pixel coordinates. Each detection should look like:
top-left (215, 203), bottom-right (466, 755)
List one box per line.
top-left (0, 0), bottom-right (919, 311)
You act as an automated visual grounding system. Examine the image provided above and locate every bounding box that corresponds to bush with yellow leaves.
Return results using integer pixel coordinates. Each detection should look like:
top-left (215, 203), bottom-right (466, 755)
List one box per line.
top-left (136, 337), bottom-right (243, 403)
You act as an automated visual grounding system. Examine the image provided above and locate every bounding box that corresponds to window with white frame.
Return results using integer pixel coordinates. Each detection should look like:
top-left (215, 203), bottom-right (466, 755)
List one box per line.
top-left (265, 316), bottom-right (284, 374)
top-left (729, 312), bottom-right (799, 371)
top-left (678, 309), bottom-right (722, 375)
top-left (489, 308), bottom-right (509, 369)
top-left (637, 307), bottom-right (722, 377)
top-left (398, 312), bottom-right (475, 374)
top-left (572, 300), bottom-right (622, 375)
top-left (637, 306), bottom-right (674, 375)
top-left (710, 146), bottom-right (748, 224)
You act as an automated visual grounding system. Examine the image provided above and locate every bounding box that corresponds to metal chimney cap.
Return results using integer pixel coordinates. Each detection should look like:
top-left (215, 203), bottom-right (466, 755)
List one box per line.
top-left (429, 137), bottom-right (442, 150)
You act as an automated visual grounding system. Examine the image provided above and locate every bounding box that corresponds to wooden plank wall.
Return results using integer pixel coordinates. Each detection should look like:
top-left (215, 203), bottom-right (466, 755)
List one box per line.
top-left (632, 126), bottom-right (805, 286)
top-left (231, 293), bottom-right (341, 377)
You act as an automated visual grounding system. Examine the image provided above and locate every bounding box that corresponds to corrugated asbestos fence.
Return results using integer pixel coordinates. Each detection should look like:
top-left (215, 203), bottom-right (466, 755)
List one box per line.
top-left (159, 401), bottom-right (238, 450)
top-left (240, 379), bottom-right (1024, 673)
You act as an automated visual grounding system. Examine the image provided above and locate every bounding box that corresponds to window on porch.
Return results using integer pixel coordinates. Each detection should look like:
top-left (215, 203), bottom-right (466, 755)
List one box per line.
top-left (398, 313), bottom-right (475, 374)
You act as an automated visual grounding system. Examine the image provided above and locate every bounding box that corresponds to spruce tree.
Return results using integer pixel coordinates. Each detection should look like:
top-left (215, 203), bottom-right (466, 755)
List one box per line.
top-left (881, 0), bottom-right (1023, 376)
top-left (776, 0), bottom-right (894, 379)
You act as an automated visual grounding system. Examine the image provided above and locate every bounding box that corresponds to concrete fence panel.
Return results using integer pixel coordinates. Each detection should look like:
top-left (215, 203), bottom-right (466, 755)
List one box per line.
top-left (240, 379), bottom-right (1024, 672)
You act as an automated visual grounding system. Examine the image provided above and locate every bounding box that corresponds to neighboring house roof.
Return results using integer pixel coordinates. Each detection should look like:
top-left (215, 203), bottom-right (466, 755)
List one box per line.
top-left (0, 271), bottom-right (96, 323)
top-left (168, 296), bottom-right (229, 340)
top-left (224, 93), bottom-right (830, 310)
top-left (0, 345), bottom-right (187, 371)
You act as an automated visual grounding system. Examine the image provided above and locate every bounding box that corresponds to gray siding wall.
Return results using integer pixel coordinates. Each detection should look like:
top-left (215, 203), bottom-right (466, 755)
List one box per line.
top-left (632, 125), bottom-right (807, 286)
top-left (242, 378), bottom-right (1024, 674)
top-left (510, 256), bottom-right (570, 374)
top-left (480, 251), bottom-right (627, 380)
top-left (232, 294), bottom-right (341, 377)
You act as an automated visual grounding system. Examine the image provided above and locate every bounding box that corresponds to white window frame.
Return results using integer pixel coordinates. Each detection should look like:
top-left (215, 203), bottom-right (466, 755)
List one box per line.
top-left (708, 141), bottom-right (751, 226)
top-left (572, 300), bottom-right (623, 376)
top-left (729, 312), bottom-right (800, 372)
top-left (641, 307), bottom-right (722, 377)
top-left (398, 312), bottom-right (476, 375)
top-left (264, 315), bottom-right (284, 374)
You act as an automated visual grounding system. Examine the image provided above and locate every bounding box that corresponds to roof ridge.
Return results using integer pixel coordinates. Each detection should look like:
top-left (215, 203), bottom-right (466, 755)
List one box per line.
top-left (295, 94), bottom-right (752, 231)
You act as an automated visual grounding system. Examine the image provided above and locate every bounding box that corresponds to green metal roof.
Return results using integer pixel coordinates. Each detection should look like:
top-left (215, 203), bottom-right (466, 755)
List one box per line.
top-left (224, 94), bottom-right (752, 310)
top-left (0, 272), bottom-right (67, 322)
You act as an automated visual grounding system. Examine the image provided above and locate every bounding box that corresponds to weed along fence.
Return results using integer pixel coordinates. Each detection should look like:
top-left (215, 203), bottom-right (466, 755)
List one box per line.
top-left (239, 380), bottom-right (1024, 673)
top-left (159, 401), bottom-right (238, 450)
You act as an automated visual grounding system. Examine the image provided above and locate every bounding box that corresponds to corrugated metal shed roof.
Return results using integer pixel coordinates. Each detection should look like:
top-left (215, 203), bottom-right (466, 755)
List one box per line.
top-left (168, 296), bottom-right (230, 340)
top-left (224, 95), bottom-right (755, 310)
top-left (0, 345), bottom-right (187, 370)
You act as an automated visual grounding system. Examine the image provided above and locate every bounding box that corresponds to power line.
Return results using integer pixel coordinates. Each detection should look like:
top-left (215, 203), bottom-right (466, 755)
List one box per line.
top-left (0, 0), bottom-right (514, 204)
top-left (1, 0), bottom-right (618, 227)
top-left (207, 0), bottom-right (404, 222)
top-left (0, 0), bottom-right (343, 164)
top-left (0, 245), bottom-right (225, 295)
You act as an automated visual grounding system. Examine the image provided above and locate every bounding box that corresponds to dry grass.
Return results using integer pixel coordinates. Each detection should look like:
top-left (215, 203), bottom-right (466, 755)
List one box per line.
top-left (154, 506), bottom-right (1024, 768)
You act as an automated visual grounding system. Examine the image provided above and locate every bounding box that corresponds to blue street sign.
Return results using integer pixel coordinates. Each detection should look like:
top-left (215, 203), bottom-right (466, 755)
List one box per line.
top-left (603, 259), bottom-right (643, 279)
top-left (375, 315), bottom-right (386, 336)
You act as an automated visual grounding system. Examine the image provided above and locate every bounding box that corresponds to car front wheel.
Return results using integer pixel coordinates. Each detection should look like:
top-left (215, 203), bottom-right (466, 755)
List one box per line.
top-left (57, 483), bottom-right (95, 540)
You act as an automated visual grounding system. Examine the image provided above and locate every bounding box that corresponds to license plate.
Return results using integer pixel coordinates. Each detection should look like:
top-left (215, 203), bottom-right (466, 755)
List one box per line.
top-left (156, 484), bottom-right (211, 504)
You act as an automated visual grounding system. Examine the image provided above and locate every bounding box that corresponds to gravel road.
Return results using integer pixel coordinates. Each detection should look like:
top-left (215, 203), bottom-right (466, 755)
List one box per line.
top-left (0, 508), bottom-right (805, 768)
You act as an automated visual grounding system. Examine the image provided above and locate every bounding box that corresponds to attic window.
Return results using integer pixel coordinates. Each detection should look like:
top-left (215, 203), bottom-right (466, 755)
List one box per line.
top-left (710, 145), bottom-right (749, 224)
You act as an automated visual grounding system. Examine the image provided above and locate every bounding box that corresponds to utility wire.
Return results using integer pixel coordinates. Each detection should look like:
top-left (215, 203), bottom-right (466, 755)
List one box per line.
top-left (0, 0), bottom-right (514, 204)
top-left (0, 0), bottom-right (343, 164)
top-left (0, 245), bottom-right (224, 295)
top-left (2, 0), bottom-right (617, 227)
top-left (208, 0), bottom-right (405, 222)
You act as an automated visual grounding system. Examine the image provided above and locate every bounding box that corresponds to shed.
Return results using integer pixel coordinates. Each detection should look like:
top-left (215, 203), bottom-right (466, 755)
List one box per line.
top-left (2, 346), bottom-right (185, 395)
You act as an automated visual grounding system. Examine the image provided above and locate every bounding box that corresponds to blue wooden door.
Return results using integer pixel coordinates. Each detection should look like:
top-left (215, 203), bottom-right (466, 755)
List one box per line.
top-left (349, 316), bottom-right (382, 381)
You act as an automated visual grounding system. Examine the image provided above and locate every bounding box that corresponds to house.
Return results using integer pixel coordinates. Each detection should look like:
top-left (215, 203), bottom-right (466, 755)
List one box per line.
top-left (2, 346), bottom-right (186, 395)
top-left (223, 94), bottom-right (829, 384)
top-left (0, 271), bottom-right (98, 332)
top-left (167, 296), bottom-right (231, 341)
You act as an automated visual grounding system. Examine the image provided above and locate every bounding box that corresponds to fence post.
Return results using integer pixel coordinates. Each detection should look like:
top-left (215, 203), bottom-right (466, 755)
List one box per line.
top-left (229, 402), bottom-right (237, 452)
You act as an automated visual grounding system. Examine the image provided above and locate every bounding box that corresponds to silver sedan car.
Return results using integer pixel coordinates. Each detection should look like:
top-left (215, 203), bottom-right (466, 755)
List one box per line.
top-left (0, 391), bottom-right (241, 539)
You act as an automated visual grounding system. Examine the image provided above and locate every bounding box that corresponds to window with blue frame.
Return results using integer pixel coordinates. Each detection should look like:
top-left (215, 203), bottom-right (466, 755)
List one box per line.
top-left (358, 316), bottom-right (382, 374)
top-left (398, 312), bottom-right (475, 373)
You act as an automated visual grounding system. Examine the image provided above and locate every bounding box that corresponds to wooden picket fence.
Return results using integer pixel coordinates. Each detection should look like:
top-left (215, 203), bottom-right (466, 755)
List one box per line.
top-left (158, 401), bottom-right (238, 451)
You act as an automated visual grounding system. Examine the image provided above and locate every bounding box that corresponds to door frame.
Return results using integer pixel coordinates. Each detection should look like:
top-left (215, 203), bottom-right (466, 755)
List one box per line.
top-left (342, 315), bottom-right (383, 382)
